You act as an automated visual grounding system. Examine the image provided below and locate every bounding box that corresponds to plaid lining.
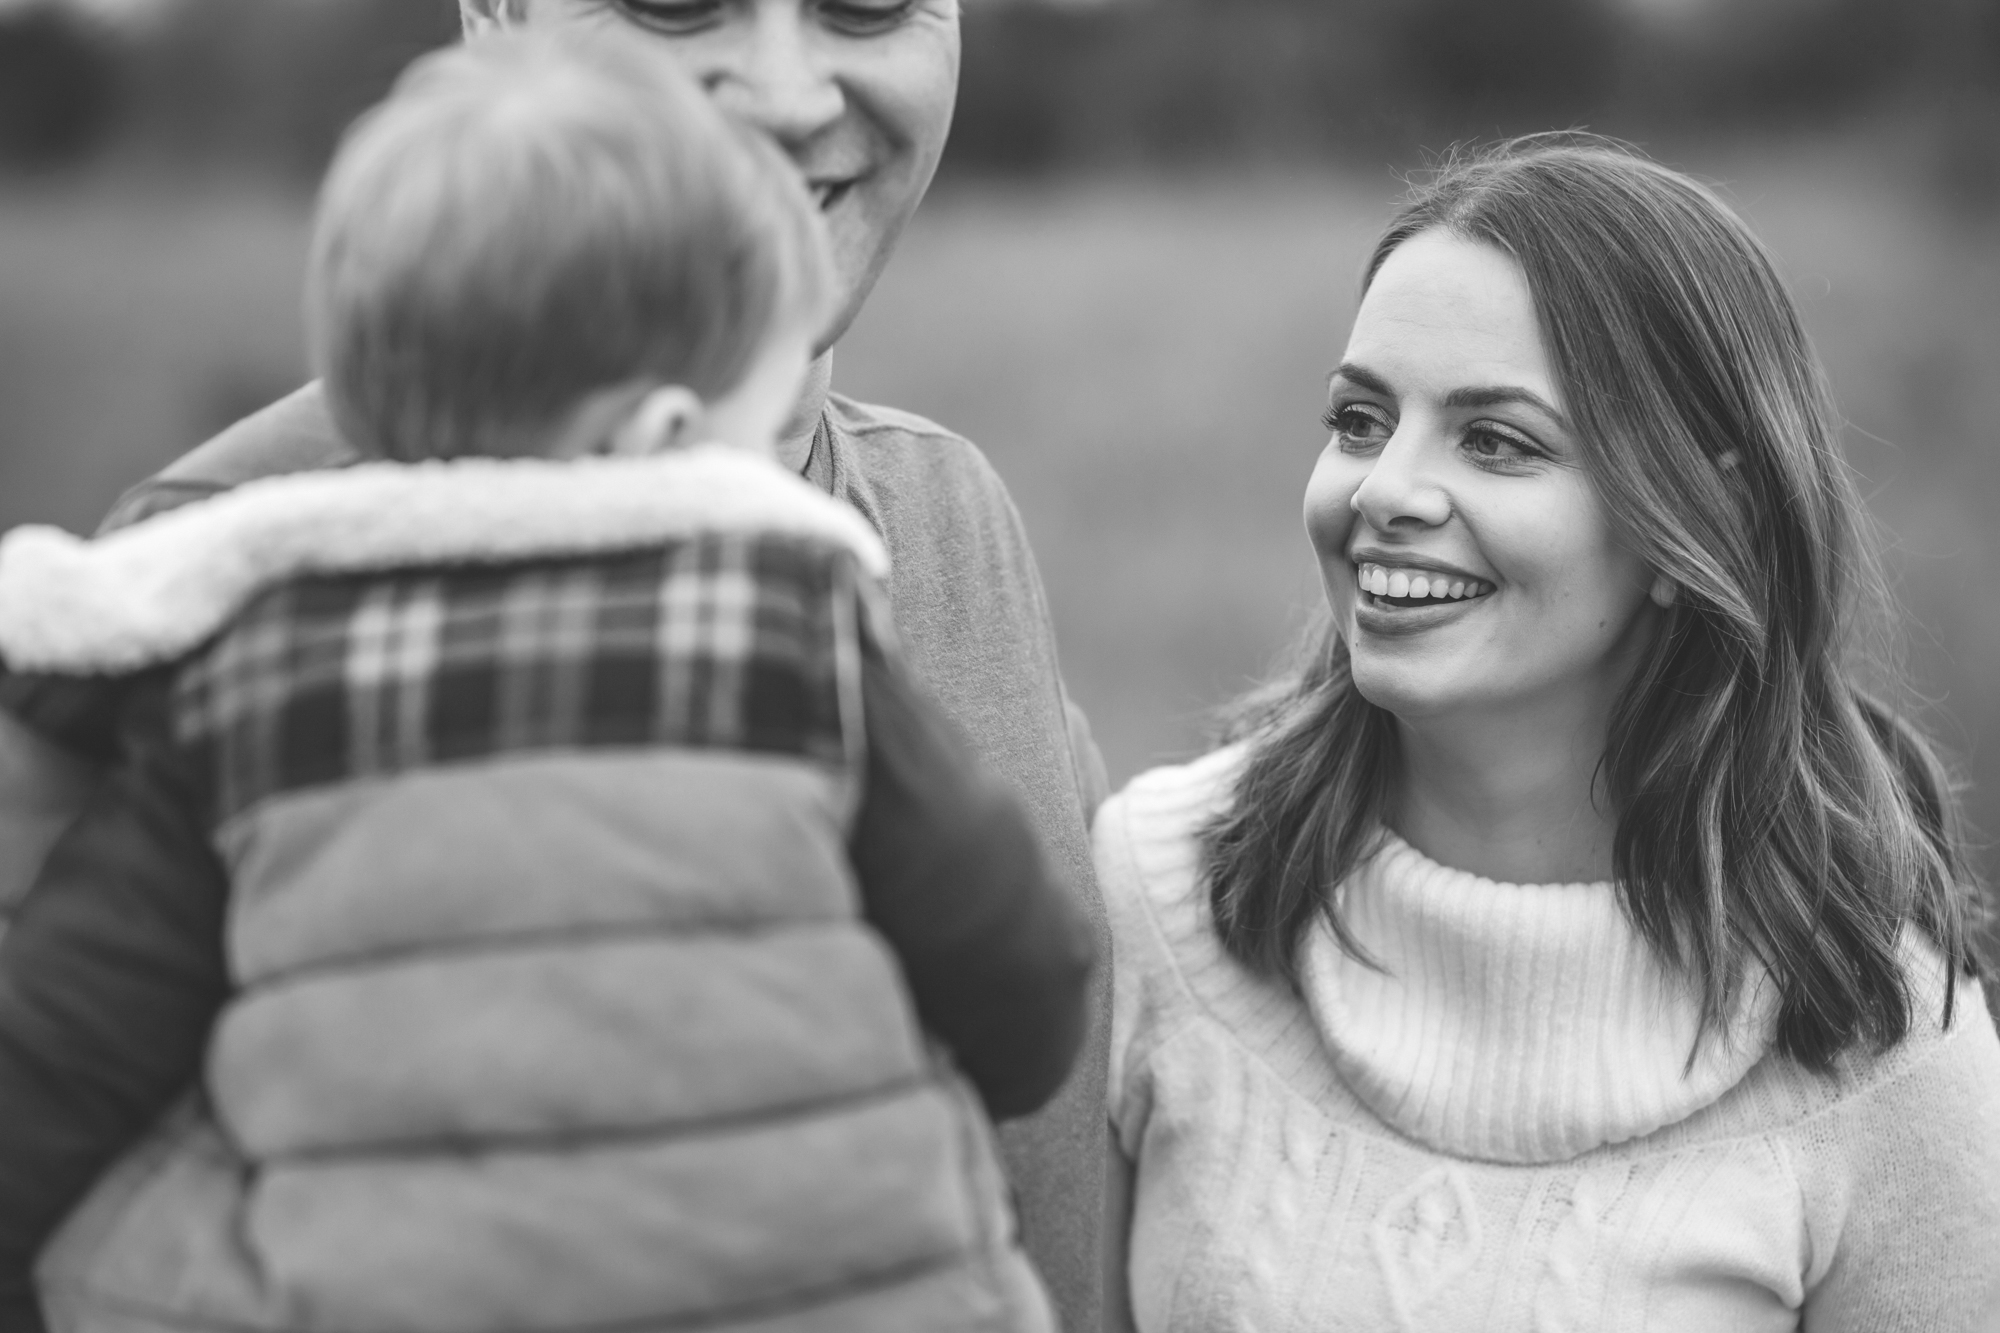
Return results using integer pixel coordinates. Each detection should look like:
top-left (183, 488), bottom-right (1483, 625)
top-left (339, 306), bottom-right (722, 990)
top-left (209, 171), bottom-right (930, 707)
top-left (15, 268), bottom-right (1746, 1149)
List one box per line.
top-left (173, 534), bottom-right (855, 824)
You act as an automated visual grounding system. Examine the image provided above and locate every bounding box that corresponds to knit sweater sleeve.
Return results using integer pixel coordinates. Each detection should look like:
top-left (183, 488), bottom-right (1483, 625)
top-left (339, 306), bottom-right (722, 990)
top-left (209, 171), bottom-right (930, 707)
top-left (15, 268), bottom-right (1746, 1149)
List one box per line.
top-left (1798, 984), bottom-right (2000, 1331)
top-left (1095, 758), bottom-right (1229, 1158)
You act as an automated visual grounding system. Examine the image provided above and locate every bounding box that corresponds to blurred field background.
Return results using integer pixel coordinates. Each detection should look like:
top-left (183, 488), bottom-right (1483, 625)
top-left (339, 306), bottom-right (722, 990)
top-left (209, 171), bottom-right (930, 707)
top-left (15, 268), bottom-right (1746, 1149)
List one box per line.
top-left (5, 0), bottom-right (2000, 960)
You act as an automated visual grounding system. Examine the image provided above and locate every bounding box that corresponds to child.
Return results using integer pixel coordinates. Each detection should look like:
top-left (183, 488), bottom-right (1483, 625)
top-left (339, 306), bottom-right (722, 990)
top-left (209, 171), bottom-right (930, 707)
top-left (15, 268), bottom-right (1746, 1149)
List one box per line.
top-left (0, 30), bottom-right (1088, 1333)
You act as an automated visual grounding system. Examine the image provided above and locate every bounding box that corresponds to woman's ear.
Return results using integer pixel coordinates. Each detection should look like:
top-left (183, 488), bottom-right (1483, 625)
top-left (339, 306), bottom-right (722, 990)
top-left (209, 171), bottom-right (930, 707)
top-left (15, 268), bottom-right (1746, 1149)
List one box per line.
top-left (1650, 574), bottom-right (1678, 610)
top-left (609, 386), bottom-right (705, 457)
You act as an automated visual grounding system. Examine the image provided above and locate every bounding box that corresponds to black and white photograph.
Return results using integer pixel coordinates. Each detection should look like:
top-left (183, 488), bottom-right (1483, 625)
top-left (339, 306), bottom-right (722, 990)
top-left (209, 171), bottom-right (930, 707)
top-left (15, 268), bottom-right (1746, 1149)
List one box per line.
top-left (1, 0), bottom-right (1998, 1328)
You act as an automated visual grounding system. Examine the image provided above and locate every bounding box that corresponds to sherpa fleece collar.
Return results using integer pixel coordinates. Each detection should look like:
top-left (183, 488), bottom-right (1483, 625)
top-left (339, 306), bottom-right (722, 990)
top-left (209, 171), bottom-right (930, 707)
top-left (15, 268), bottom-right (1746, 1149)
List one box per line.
top-left (0, 445), bottom-right (890, 676)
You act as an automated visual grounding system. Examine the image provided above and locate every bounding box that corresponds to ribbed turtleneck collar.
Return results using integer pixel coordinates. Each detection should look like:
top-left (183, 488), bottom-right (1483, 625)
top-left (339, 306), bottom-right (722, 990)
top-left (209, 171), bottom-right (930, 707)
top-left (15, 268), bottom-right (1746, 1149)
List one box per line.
top-left (1301, 833), bottom-right (1779, 1165)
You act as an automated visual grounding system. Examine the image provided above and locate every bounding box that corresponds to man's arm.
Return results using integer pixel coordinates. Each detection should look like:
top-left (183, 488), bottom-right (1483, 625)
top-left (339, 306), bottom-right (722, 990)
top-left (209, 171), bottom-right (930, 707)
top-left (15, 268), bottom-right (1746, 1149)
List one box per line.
top-left (1065, 695), bottom-right (1111, 822)
top-left (98, 383), bottom-right (355, 534)
top-left (0, 385), bottom-right (347, 956)
top-left (1102, 1133), bottom-right (1139, 1333)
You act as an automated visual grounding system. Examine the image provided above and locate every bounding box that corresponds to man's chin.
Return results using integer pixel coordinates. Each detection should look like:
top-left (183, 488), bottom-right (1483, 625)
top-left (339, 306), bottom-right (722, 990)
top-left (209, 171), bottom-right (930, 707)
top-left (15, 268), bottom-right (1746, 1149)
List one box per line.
top-left (819, 201), bottom-right (924, 351)
top-left (815, 272), bottom-right (884, 355)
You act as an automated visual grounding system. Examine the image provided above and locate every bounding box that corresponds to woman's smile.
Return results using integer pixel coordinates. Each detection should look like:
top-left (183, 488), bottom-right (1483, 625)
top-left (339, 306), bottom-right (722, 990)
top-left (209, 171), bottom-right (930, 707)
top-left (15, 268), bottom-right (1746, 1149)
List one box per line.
top-left (1350, 558), bottom-right (1494, 636)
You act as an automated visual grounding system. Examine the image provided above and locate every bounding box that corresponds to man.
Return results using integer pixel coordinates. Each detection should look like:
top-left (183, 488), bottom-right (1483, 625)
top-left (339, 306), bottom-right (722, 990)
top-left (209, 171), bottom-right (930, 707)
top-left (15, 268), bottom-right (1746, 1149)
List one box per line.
top-left (0, 0), bottom-right (1111, 1327)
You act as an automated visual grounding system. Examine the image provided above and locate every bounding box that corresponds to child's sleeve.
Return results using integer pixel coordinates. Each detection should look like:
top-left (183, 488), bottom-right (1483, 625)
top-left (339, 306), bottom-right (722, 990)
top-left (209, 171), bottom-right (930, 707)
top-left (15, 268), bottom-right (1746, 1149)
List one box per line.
top-left (0, 711), bottom-right (230, 1332)
top-left (846, 621), bottom-right (1096, 1123)
top-left (0, 673), bottom-right (123, 931)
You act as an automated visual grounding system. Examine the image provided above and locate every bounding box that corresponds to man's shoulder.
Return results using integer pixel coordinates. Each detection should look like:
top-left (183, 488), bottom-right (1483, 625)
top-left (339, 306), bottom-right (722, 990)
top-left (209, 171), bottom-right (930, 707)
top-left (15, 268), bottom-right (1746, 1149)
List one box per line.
top-left (826, 392), bottom-right (973, 450)
top-left (101, 382), bottom-right (357, 532)
top-left (824, 393), bottom-right (1010, 501)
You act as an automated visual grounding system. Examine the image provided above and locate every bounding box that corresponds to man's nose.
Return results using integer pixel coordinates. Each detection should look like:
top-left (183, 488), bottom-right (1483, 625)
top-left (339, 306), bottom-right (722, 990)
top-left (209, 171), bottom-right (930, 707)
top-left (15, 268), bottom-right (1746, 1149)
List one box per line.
top-left (703, 5), bottom-right (845, 151)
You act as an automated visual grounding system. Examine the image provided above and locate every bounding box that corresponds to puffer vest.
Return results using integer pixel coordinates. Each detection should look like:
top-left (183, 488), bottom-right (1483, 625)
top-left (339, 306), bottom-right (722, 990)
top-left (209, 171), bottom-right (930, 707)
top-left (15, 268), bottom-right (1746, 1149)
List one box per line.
top-left (0, 449), bottom-right (1053, 1333)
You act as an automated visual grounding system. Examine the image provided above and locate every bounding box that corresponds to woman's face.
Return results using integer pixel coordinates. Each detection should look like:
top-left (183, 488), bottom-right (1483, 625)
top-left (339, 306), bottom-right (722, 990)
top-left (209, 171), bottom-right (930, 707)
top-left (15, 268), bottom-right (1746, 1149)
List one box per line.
top-left (1304, 228), bottom-right (1660, 727)
top-left (496, 0), bottom-right (960, 350)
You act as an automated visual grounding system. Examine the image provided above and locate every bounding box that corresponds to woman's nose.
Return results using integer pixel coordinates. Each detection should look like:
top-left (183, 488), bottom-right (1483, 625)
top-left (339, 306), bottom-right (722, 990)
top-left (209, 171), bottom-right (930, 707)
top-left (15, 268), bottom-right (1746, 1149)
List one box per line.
top-left (701, 3), bottom-right (845, 150)
top-left (1350, 431), bottom-right (1453, 530)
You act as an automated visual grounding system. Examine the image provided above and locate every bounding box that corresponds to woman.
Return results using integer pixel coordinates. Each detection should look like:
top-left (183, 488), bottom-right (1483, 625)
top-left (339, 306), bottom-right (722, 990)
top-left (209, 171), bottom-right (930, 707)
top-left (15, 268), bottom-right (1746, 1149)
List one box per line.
top-left (1097, 136), bottom-right (2000, 1331)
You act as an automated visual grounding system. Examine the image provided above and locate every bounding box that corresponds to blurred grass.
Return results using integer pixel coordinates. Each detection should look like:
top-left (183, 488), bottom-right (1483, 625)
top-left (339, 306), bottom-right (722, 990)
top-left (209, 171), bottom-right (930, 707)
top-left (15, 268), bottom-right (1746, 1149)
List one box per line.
top-left (6, 148), bottom-right (2000, 947)
top-left (0, 178), bottom-right (310, 533)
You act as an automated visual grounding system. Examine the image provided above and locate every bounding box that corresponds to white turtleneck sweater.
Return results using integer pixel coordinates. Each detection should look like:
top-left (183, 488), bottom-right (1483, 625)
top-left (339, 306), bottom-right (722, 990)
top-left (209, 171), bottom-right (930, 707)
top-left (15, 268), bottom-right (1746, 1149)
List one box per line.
top-left (1098, 747), bottom-right (2000, 1333)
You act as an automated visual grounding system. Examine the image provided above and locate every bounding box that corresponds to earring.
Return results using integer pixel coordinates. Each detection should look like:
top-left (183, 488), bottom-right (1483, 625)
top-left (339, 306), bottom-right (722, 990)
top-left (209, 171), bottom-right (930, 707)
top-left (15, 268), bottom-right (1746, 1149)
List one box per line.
top-left (1650, 575), bottom-right (1677, 609)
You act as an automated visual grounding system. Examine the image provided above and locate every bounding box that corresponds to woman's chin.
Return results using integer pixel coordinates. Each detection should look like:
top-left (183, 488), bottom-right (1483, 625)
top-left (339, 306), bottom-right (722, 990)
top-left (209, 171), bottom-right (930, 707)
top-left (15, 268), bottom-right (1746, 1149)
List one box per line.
top-left (1347, 662), bottom-right (1451, 721)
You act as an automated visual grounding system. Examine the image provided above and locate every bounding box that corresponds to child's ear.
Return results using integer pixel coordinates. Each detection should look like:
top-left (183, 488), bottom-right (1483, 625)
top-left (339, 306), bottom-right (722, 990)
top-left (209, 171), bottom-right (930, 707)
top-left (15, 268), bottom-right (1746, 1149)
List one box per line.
top-left (609, 386), bottom-right (705, 457)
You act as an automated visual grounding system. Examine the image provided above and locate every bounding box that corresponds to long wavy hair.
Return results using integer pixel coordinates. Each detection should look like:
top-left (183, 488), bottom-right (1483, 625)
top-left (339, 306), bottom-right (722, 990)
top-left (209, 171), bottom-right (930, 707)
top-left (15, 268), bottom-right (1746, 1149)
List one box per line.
top-left (1200, 135), bottom-right (1985, 1071)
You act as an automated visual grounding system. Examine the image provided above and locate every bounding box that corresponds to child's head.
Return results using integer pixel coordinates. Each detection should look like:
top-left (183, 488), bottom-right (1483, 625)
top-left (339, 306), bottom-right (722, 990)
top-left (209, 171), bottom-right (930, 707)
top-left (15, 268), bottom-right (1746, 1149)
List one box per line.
top-left (306, 28), bottom-right (833, 463)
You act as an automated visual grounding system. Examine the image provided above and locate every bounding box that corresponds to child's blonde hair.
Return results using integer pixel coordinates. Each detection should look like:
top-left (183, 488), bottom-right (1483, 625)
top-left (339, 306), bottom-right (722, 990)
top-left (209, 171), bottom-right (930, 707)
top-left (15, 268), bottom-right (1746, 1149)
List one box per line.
top-left (306, 28), bottom-right (834, 461)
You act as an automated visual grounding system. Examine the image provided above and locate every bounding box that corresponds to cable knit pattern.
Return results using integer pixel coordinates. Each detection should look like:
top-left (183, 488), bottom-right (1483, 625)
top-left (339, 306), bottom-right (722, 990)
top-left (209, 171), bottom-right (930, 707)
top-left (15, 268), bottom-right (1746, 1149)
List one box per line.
top-left (1101, 748), bottom-right (2000, 1333)
top-left (1306, 835), bottom-right (1780, 1164)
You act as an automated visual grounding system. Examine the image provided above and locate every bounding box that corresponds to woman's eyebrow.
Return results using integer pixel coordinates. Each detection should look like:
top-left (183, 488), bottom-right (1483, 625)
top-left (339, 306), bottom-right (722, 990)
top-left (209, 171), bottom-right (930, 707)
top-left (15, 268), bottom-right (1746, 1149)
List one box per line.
top-left (1330, 366), bottom-right (1569, 428)
top-left (1443, 384), bottom-right (1568, 424)
top-left (1328, 362), bottom-right (1394, 396)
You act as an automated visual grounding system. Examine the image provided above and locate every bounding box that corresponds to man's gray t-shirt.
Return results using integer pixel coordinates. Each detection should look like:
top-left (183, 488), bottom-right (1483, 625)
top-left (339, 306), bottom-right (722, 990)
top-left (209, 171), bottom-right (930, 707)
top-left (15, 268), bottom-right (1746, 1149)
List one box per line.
top-left (101, 383), bottom-right (1113, 1331)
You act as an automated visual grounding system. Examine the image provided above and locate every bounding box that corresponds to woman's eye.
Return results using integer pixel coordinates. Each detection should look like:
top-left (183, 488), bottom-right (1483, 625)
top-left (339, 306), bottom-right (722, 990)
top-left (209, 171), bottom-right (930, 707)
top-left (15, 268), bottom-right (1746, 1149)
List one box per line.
top-left (1463, 424), bottom-right (1539, 465)
top-left (612, 0), bottom-right (726, 34)
top-left (817, 0), bottom-right (920, 33)
top-left (1323, 404), bottom-right (1392, 450)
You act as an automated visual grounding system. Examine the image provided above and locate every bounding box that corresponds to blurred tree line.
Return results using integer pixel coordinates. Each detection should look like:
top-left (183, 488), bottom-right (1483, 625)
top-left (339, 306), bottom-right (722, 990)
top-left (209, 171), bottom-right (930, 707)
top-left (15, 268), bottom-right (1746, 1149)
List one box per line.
top-left (2, 0), bottom-right (1998, 190)
top-left (0, 0), bottom-right (459, 175)
top-left (948, 0), bottom-right (2000, 189)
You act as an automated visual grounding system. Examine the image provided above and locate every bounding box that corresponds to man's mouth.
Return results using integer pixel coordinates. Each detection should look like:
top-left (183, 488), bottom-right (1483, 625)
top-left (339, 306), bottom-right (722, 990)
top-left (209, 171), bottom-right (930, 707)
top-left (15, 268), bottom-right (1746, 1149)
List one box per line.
top-left (1354, 561), bottom-right (1493, 610)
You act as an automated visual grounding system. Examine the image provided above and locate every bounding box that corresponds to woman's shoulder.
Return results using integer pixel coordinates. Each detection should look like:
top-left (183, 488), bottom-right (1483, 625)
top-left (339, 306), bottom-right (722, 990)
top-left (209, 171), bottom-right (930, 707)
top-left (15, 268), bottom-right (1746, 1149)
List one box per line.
top-left (1765, 947), bottom-right (2000, 1322)
top-left (1102, 744), bottom-right (1248, 831)
top-left (1093, 745), bottom-right (1251, 989)
top-left (1687, 933), bottom-right (2000, 1152)
top-left (1098, 745), bottom-right (1363, 1134)
top-left (1816, 939), bottom-right (2000, 1124)
top-left (1095, 746), bottom-right (1247, 899)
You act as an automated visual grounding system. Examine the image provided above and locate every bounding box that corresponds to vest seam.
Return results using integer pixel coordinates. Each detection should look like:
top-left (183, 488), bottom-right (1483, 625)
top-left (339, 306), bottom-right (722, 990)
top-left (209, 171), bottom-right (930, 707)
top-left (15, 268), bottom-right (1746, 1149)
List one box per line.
top-left (228, 915), bottom-right (855, 997)
top-left (224, 1070), bottom-right (943, 1164)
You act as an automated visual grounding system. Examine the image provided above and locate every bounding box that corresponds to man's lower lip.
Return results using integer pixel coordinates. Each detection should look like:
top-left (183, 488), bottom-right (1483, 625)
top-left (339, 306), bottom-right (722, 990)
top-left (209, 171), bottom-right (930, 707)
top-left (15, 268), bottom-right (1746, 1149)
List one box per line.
top-left (1352, 592), bottom-right (1485, 635)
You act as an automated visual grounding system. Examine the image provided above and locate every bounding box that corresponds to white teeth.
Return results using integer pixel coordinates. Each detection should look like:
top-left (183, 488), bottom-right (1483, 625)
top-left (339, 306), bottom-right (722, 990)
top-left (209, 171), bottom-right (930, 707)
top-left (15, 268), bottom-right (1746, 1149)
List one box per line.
top-left (1354, 563), bottom-right (1488, 604)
